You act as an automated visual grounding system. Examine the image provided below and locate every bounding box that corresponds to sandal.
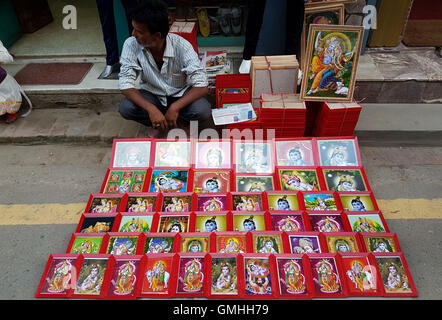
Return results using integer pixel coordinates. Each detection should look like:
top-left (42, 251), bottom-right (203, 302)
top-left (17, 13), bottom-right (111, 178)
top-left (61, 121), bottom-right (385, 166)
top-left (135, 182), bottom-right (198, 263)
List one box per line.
top-left (5, 112), bottom-right (19, 124)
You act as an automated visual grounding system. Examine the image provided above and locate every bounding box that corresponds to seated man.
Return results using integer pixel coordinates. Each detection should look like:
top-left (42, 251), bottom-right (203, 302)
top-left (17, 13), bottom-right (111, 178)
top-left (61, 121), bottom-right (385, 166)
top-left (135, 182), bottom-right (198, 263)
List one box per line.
top-left (118, 0), bottom-right (213, 136)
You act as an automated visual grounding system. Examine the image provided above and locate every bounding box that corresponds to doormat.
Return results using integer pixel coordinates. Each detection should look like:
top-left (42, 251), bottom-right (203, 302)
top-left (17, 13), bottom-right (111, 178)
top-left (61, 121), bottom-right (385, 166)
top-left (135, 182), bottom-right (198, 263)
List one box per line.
top-left (14, 62), bottom-right (93, 85)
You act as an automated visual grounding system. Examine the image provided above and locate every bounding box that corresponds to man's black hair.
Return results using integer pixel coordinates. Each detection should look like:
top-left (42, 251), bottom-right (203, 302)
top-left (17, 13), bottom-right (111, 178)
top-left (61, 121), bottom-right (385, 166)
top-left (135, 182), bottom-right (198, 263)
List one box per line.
top-left (129, 0), bottom-right (169, 38)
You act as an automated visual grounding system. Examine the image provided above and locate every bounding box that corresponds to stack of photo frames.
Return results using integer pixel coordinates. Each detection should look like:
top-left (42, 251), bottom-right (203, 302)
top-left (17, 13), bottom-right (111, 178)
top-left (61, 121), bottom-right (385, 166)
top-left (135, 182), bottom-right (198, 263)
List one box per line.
top-left (312, 101), bottom-right (363, 137)
top-left (260, 93), bottom-right (306, 138)
top-left (35, 137), bottom-right (418, 299)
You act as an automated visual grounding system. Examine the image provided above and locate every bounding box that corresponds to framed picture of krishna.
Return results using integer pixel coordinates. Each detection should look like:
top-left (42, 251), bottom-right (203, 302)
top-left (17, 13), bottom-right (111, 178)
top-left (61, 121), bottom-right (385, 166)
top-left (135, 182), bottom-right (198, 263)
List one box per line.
top-left (300, 24), bottom-right (364, 102)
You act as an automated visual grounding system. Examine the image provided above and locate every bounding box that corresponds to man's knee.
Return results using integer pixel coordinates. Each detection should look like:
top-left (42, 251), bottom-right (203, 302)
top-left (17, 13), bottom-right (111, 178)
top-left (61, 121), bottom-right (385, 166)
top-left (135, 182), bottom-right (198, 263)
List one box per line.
top-left (118, 98), bottom-right (135, 119)
top-left (182, 97), bottom-right (212, 121)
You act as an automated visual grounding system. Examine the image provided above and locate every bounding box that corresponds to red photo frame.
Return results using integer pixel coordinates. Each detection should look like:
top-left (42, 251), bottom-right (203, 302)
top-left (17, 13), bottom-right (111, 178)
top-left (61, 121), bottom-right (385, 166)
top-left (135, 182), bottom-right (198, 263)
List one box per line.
top-left (123, 192), bottom-right (163, 213)
top-left (232, 211), bottom-right (271, 232)
top-left (322, 232), bottom-right (363, 253)
top-left (174, 253), bottom-right (209, 297)
top-left (191, 211), bottom-right (233, 233)
top-left (272, 253), bottom-right (315, 299)
top-left (151, 139), bottom-right (192, 169)
top-left (313, 136), bottom-right (362, 167)
top-left (35, 253), bottom-right (82, 298)
top-left (156, 212), bottom-right (192, 233)
top-left (248, 230), bottom-right (289, 254)
top-left (307, 211), bottom-right (351, 233)
top-left (337, 191), bottom-right (379, 212)
top-left (142, 232), bottom-right (179, 254)
top-left (113, 212), bottom-right (158, 233)
top-left (232, 139), bottom-right (275, 174)
top-left (149, 167), bottom-right (191, 193)
top-left (109, 138), bottom-right (153, 169)
top-left (344, 210), bottom-right (390, 233)
top-left (102, 255), bottom-right (142, 299)
top-left (319, 166), bottom-right (372, 192)
top-left (233, 172), bottom-right (277, 192)
top-left (190, 168), bottom-right (233, 193)
top-left (276, 166), bottom-right (326, 191)
top-left (66, 233), bottom-right (108, 254)
top-left (269, 211), bottom-right (311, 232)
top-left (307, 252), bottom-right (348, 298)
top-left (242, 253), bottom-right (277, 298)
top-left (301, 190), bottom-right (342, 211)
top-left (177, 232), bottom-right (212, 253)
top-left (102, 232), bottom-right (144, 255)
top-left (206, 253), bottom-right (244, 299)
top-left (75, 213), bottom-right (118, 233)
top-left (360, 232), bottom-right (402, 253)
top-left (273, 137), bottom-right (318, 167)
top-left (213, 231), bottom-right (249, 253)
top-left (264, 190), bottom-right (303, 211)
top-left (192, 192), bottom-right (232, 212)
top-left (231, 191), bottom-right (267, 212)
top-left (100, 167), bottom-right (151, 194)
top-left (339, 252), bottom-right (385, 297)
top-left (372, 252), bottom-right (418, 297)
top-left (70, 253), bottom-right (113, 299)
top-left (284, 231), bottom-right (327, 254)
top-left (192, 139), bottom-right (233, 169)
top-left (84, 193), bottom-right (127, 214)
top-left (135, 253), bottom-right (177, 298)
top-left (161, 192), bottom-right (194, 212)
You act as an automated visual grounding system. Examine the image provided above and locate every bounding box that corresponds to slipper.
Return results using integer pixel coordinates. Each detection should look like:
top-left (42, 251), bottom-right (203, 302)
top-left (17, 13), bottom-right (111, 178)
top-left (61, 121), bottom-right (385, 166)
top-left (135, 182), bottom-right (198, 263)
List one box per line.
top-left (197, 8), bottom-right (210, 37)
top-left (5, 112), bottom-right (19, 124)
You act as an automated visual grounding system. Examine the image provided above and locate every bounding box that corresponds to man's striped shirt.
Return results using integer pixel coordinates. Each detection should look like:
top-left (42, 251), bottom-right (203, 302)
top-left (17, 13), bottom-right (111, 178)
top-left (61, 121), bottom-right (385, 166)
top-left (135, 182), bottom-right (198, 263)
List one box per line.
top-left (119, 33), bottom-right (207, 106)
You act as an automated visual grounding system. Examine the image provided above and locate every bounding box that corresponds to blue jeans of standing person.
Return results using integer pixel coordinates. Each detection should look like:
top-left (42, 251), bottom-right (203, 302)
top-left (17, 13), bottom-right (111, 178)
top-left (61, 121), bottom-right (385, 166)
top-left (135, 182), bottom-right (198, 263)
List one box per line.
top-left (96, 0), bottom-right (141, 66)
top-left (118, 89), bottom-right (214, 129)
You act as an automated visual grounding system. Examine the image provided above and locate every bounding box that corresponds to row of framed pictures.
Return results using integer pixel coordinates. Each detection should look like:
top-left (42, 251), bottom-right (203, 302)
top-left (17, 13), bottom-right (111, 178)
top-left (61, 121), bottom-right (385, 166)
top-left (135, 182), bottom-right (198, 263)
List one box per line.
top-left (108, 137), bottom-right (362, 171)
top-left (36, 251), bottom-right (418, 299)
top-left (66, 230), bottom-right (402, 256)
top-left (100, 165), bottom-right (372, 194)
top-left (76, 210), bottom-right (390, 235)
top-left (86, 190), bottom-right (379, 215)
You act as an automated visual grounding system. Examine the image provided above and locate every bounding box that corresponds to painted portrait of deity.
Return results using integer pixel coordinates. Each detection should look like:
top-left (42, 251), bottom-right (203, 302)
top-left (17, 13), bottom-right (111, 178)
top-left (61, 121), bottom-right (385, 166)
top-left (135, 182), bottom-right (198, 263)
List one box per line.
top-left (300, 24), bottom-right (364, 102)
top-left (276, 257), bottom-right (307, 295)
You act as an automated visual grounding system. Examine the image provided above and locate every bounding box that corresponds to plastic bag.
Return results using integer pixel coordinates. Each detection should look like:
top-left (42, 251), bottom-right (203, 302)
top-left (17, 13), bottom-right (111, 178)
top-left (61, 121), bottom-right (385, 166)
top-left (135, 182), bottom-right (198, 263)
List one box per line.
top-left (0, 74), bottom-right (22, 115)
top-left (0, 40), bottom-right (13, 64)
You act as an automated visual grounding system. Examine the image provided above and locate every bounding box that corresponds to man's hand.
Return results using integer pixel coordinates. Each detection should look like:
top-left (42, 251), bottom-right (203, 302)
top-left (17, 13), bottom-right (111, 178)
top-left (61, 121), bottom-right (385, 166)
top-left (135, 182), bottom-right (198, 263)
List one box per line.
top-left (149, 107), bottom-right (168, 131)
top-left (165, 104), bottom-right (179, 128)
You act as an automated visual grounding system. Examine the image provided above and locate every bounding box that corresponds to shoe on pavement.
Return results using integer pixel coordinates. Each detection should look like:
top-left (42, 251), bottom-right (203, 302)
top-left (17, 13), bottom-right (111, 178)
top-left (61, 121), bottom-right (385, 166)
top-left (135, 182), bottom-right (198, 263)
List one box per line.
top-left (98, 63), bottom-right (120, 79)
top-left (239, 59), bottom-right (251, 74)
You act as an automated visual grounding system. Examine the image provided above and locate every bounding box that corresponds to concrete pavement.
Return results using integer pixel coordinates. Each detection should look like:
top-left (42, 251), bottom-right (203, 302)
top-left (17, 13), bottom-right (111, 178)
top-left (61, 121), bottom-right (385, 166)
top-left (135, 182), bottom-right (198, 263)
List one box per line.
top-left (1, 103), bottom-right (442, 146)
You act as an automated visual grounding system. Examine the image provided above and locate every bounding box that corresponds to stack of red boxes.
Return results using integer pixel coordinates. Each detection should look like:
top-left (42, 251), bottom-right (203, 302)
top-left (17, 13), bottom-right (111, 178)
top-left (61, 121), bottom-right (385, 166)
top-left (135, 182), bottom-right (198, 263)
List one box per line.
top-left (215, 74), bottom-right (252, 108)
top-left (260, 93), bottom-right (306, 138)
top-left (169, 21), bottom-right (198, 54)
top-left (312, 101), bottom-right (362, 137)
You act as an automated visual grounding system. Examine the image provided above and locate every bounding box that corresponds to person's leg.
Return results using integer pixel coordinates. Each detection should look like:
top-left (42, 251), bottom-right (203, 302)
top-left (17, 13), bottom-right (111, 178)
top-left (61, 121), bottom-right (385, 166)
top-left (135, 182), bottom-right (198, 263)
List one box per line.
top-left (284, 0), bottom-right (305, 57)
top-left (96, 0), bottom-right (119, 67)
top-left (169, 94), bottom-right (214, 131)
top-left (118, 89), bottom-right (166, 127)
top-left (120, 0), bottom-right (141, 35)
top-left (242, 0), bottom-right (267, 60)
